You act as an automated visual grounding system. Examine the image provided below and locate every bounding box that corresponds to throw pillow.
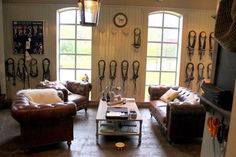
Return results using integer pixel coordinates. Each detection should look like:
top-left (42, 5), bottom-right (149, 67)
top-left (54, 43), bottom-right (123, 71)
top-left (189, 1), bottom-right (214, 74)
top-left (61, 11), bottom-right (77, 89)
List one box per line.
top-left (55, 82), bottom-right (72, 95)
top-left (20, 89), bottom-right (63, 105)
top-left (160, 88), bottom-right (179, 103)
top-left (184, 94), bottom-right (200, 105)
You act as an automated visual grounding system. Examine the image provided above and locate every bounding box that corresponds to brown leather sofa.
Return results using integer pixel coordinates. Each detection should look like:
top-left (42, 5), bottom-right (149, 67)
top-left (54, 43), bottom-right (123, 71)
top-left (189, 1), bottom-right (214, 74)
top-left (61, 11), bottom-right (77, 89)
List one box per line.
top-left (11, 89), bottom-right (76, 151)
top-left (37, 80), bottom-right (92, 112)
top-left (148, 85), bottom-right (205, 143)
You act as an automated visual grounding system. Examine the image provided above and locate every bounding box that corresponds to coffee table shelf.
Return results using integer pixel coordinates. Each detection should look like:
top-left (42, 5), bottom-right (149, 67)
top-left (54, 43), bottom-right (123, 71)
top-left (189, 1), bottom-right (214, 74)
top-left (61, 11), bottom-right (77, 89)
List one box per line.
top-left (96, 98), bottom-right (143, 145)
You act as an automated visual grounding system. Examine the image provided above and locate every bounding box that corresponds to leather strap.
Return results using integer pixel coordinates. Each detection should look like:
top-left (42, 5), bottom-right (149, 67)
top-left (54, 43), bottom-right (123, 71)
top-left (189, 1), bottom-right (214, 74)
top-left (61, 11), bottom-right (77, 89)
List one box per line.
top-left (198, 31), bottom-right (207, 60)
top-left (29, 58), bottom-right (38, 77)
top-left (131, 60), bottom-right (140, 94)
top-left (5, 58), bottom-right (16, 86)
top-left (207, 63), bottom-right (212, 79)
top-left (197, 63), bottom-right (205, 91)
top-left (121, 60), bottom-right (129, 94)
top-left (98, 60), bottom-right (106, 91)
top-left (133, 28), bottom-right (141, 48)
top-left (187, 30), bottom-right (196, 61)
top-left (109, 60), bottom-right (117, 87)
top-left (42, 58), bottom-right (50, 81)
top-left (185, 62), bottom-right (194, 88)
top-left (16, 58), bottom-right (25, 81)
top-left (209, 32), bottom-right (214, 60)
top-left (16, 58), bottom-right (30, 89)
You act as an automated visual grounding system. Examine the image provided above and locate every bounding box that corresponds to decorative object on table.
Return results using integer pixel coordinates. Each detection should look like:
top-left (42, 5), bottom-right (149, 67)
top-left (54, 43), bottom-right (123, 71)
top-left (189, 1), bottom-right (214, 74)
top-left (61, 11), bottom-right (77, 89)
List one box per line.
top-left (12, 21), bottom-right (44, 54)
top-left (187, 30), bottom-right (196, 61)
top-left (115, 142), bottom-right (125, 150)
top-left (102, 85), bottom-right (125, 105)
top-left (209, 32), bottom-right (214, 60)
top-left (113, 13), bottom-right (128, 28)
top-left (132, 28), bottom-right (141, 48)
top-left (198, 31), bottom-right (207, 60)
top-left (131, 60), bottom-right (140, 94)
top-left (98, 60), bottom-right (106, 92)
top-left (121, 60), bottom-right (129, 95)
top-left (109, 60), bottom-right (117, 87)
top-left (77, 0), bottom-right (101, 26)
top-left (129, 109), bottom-right (137, 119)
top-left (42, 58), bottom-right (50, 81)
top-left (106, 107), bottom-right (128, 119)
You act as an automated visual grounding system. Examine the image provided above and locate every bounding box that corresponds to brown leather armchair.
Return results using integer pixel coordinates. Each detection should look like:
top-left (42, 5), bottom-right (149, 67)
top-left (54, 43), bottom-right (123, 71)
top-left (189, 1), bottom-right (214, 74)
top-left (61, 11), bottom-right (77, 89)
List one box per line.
top-left (37, 80), bottom-right (92, 112)
top-left (148, 85), bottom-right (205, 143)
top-left (11, 89), bottom-right (76, 151)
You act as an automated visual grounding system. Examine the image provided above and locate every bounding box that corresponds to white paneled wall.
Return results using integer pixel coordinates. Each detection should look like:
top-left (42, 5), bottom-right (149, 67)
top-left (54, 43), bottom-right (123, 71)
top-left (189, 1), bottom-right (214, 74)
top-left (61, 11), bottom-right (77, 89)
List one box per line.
top-left (179, 9), bottom-right (216, 92)
top-left (92, 5), bottom-right (146, 101)
top-left (3, 3), bottom-right (215, 101)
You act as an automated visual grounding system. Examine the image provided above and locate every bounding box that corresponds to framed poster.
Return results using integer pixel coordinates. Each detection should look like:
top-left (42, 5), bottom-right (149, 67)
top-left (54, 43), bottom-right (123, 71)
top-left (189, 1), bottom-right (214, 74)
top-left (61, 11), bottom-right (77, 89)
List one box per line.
top-left (12, 21), bottom-right (44, 54)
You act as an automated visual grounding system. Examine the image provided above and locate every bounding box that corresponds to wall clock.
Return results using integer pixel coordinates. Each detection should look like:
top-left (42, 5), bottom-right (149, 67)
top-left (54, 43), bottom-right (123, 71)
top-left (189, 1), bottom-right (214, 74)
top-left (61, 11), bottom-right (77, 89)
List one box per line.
top-left (113, 13), bottom-right (128, 28)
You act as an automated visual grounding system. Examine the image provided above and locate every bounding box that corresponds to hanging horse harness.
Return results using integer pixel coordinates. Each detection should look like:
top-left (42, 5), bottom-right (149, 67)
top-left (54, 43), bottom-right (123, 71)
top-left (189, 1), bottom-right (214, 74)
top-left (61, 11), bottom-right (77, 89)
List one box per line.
top-left (198, 31), bottom-right (207, 60)
top-left (197, 63), bottom-right (205, 91)
top-left (98, 60), bottom-right (106, 92)
top-left (209, 32), bottom-right (214, 60)
top-left (185, 62), bottom-right (194, 88)
top-left (42, 58), bottom-right (50, 81)
top-left (5, 58), bottom-right (16, 86)
top-left (131, 60), bottom-right (140, 94)
top-left (187, 30), bottom-right (196, 61)
top-left (29, 58), bottom-right (38, 77)
top-left (121, 60), bottom-right (129, 94)
top-left (133, 28), bottom-right (141, 48)
top-left (16, 58), bottom-right (30, 89)
top-left (207, 63), bottom-right (212, 79)
top-left (109, 60), bottom-right (117, 87)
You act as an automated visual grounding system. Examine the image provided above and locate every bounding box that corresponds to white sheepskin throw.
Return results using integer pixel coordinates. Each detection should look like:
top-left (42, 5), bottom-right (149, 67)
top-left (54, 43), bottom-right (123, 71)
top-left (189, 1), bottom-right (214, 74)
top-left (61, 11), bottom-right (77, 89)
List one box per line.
top-left (18, 89), bottom-right (63, 104)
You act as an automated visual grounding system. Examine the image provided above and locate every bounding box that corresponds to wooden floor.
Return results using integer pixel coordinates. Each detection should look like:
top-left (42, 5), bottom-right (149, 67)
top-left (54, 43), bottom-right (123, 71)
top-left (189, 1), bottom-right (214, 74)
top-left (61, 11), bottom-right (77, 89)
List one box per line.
top-left (0, 106), bottom-right (202, 157)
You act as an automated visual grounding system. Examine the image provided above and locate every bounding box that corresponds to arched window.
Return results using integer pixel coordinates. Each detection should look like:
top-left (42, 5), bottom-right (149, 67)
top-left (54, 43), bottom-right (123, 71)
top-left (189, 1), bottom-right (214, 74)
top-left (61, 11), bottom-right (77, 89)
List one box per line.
top-left (57, 8), bottom-right (92, 81)
top-left (145, 11), bottom-right (183, 100)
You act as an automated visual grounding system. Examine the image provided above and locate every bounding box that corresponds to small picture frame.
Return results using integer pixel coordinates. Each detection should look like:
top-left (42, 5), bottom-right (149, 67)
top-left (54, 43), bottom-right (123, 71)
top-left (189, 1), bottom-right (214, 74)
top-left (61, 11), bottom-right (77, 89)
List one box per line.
top-left (12, 21), bottom-right (44, 54)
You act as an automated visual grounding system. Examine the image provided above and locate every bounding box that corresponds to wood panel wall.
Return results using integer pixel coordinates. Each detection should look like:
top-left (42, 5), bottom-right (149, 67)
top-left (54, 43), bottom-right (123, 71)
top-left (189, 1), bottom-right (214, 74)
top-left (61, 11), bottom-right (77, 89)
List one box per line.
top-left (2, 3), bottom-right (215, 102)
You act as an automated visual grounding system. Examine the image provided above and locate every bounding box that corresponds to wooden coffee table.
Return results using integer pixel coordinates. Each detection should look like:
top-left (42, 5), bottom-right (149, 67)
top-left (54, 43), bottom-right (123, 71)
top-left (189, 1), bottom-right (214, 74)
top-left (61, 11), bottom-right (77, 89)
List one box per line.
top-left (96, 98), bottom-right (143, 145)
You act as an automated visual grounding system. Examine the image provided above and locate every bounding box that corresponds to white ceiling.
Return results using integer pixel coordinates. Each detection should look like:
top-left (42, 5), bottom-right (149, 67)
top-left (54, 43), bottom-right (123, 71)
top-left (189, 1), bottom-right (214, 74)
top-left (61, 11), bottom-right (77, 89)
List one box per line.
top-left (2, 0), bottom-right (217, 10)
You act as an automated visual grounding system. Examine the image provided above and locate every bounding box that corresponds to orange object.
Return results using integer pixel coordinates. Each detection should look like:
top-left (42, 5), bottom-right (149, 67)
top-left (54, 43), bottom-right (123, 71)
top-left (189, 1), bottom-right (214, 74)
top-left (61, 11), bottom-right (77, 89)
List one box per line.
top-left (115, 142), bottom-right (125, 151)
top-left (207, 117), bottom-right (220, 139)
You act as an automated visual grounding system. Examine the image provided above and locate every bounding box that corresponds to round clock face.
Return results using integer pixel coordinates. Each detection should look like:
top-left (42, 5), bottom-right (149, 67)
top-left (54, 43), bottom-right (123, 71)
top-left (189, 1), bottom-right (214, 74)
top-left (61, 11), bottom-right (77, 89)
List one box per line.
top-left (113, 13), bottom-right (128, 28)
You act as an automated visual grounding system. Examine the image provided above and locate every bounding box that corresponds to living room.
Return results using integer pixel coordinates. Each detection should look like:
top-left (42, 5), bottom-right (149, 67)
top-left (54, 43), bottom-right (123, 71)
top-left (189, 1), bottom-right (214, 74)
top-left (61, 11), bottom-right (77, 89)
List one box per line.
top-left (0, 0), bottom-right (236, 157)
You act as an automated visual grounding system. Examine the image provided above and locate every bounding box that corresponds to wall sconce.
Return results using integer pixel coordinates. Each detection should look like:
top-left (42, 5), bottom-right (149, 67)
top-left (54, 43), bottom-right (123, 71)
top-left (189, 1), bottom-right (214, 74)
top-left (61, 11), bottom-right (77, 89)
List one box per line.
top-left (77, 0), bottom-right (101, 26)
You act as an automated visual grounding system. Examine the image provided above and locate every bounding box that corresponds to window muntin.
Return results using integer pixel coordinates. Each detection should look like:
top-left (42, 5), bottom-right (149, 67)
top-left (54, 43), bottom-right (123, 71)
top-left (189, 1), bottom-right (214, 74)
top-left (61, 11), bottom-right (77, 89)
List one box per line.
top-left (57, 8), bottom-right (92, 81)
top-left (145, 11), bottom-right (182, 100)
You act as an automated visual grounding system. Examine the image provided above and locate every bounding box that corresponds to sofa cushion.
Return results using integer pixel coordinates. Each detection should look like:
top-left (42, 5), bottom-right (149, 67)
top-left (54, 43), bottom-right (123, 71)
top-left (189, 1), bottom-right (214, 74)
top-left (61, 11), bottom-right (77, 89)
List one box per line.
top-left (68, 94), bottom-right (87, 104)
top-left (160, 88), bottom-right (179, 103)
top-left (150, 100), bottom-right (167, 123)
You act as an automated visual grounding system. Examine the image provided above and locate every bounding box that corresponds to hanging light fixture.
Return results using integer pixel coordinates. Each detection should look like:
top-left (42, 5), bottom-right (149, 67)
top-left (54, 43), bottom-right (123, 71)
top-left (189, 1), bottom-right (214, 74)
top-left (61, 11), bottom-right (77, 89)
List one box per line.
top-left (77, 0), bottom-right (101, 26)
